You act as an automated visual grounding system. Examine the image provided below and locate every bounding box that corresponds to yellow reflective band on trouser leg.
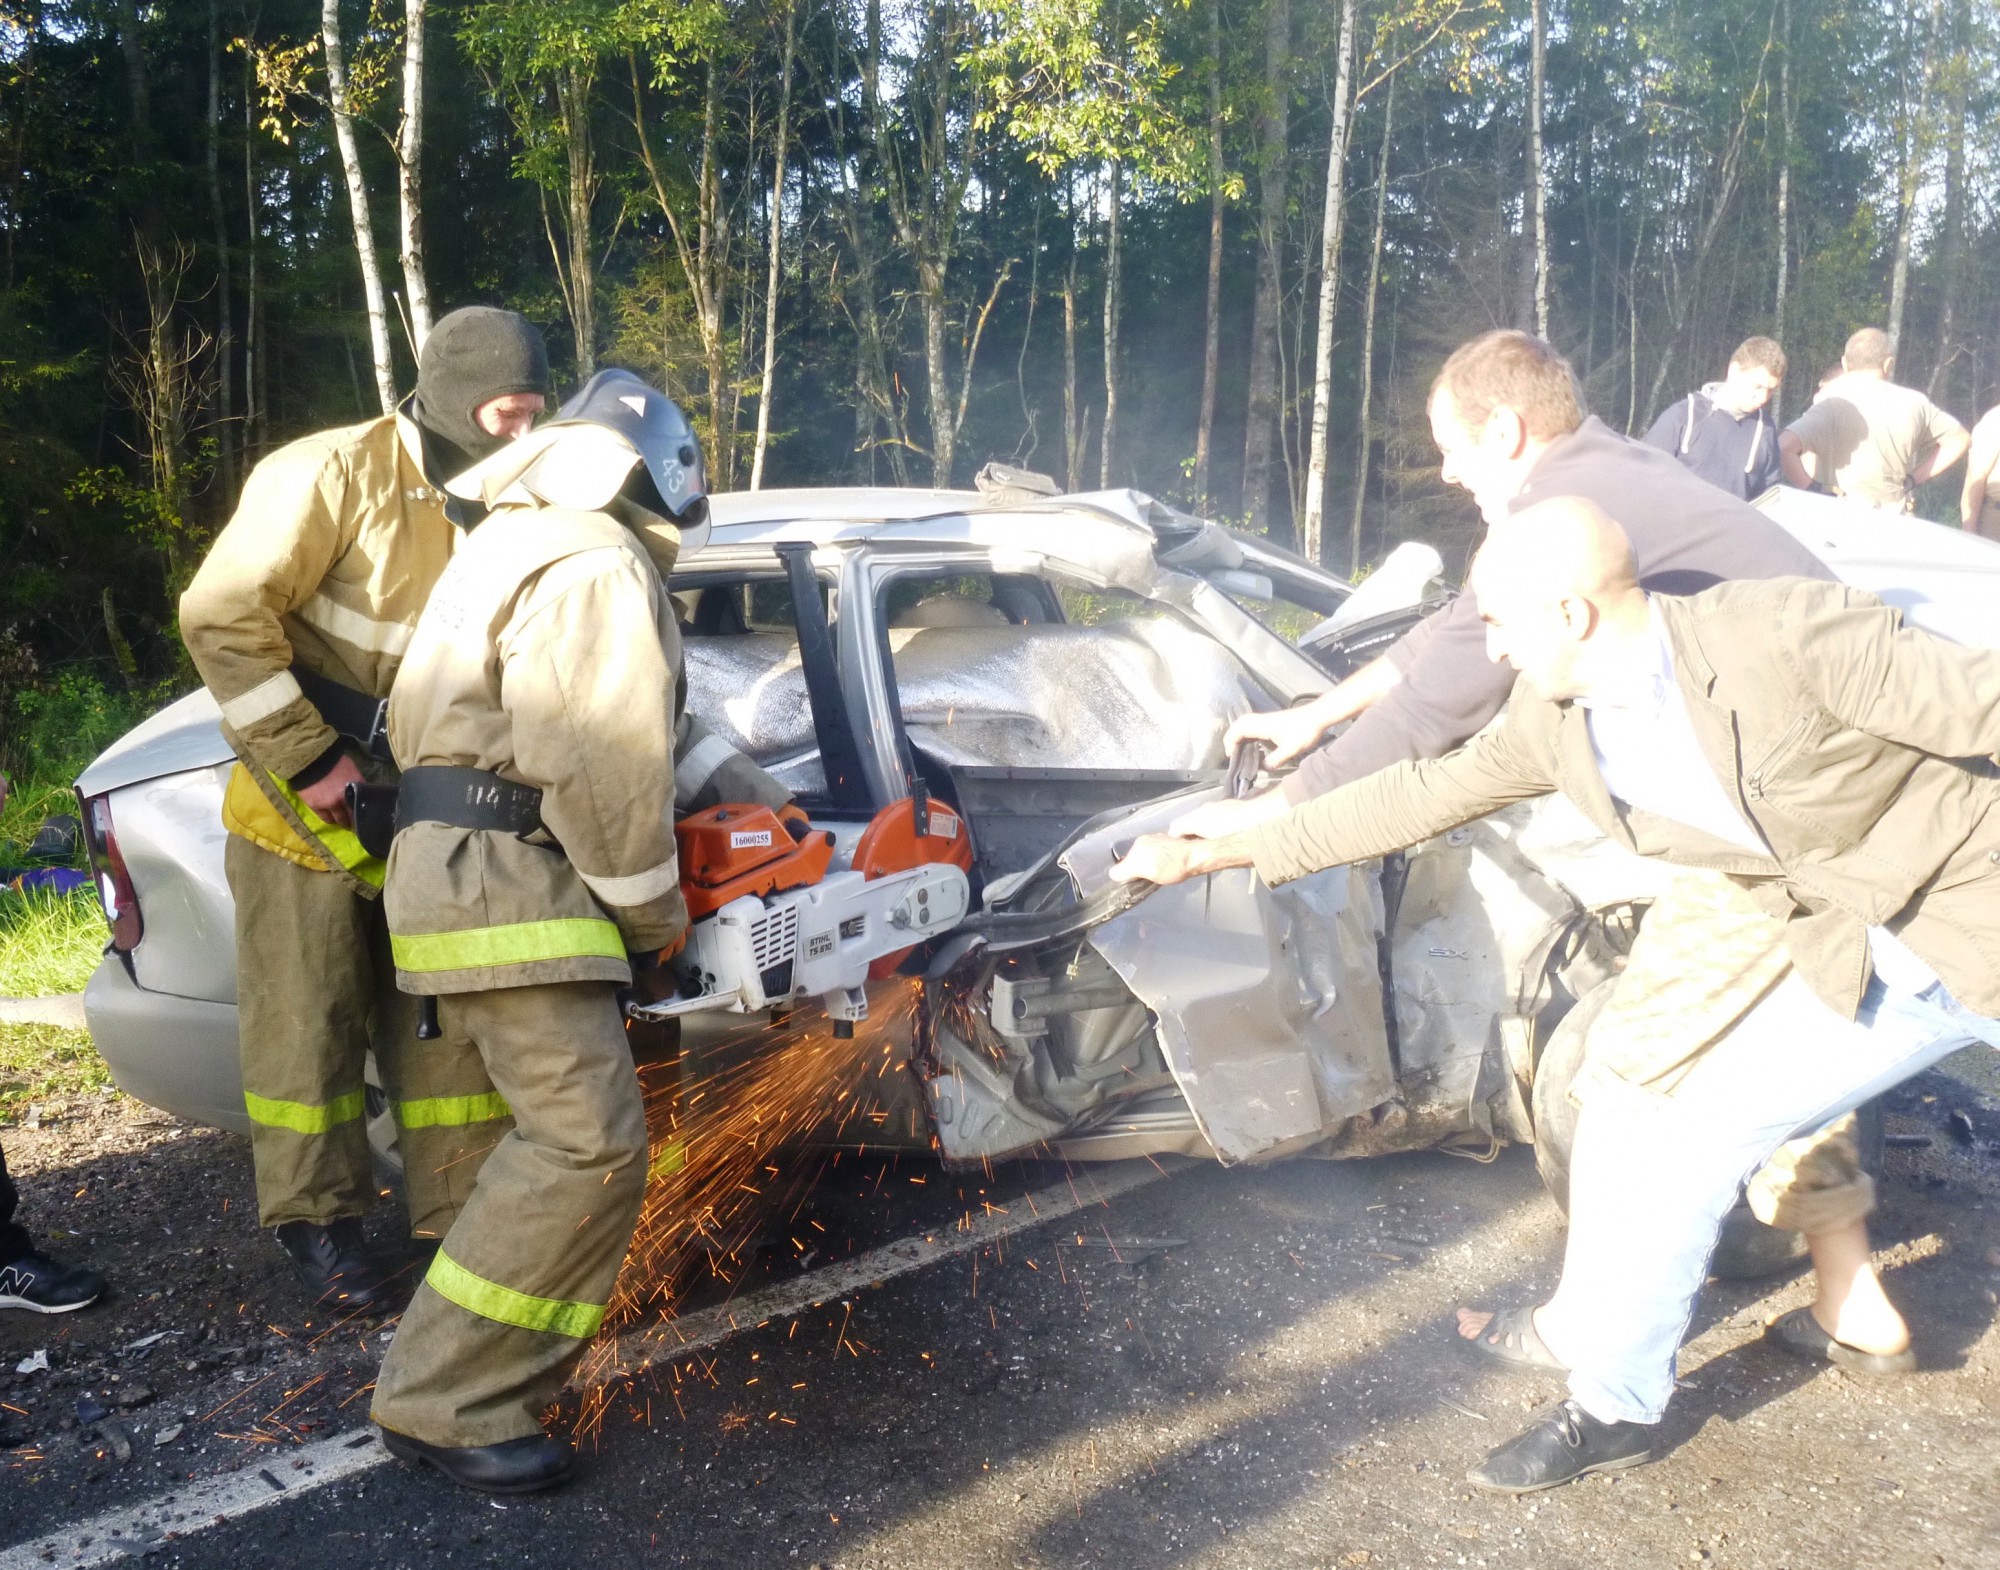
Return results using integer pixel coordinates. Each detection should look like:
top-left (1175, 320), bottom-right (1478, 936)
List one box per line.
top-left (272, 775), bottom-right (386, 889)
top-left (390, 918), bottom-right (626, 975)
top-left (244, 1087), bottom-right (367, 1134)
top-left (394, 1092), bottom-right (513, 1129)
top-left (423, 1248), bottom-right (606, 1340)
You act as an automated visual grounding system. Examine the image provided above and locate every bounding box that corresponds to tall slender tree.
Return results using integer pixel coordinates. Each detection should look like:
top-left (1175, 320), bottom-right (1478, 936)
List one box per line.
top-left (1193, 0), bottom-right (1228, 512)
top-left (321, 0), bottom-right (397, 409)
top-left (1528, 0), bottom-right (1549, 339)
top-left (1297, 0), bottom-right (1357, 566)
top-left (398, 0), bottom-right (432, 347)
top-left (1238, 0), bottom-right (1291, 535)
top-left (750, 0), bottom-right (797, 490)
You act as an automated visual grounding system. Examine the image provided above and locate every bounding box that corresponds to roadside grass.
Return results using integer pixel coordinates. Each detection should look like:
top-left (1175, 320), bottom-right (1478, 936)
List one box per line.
top-left (0, 887), bottom-right (107, 996)
top-left (0, 1021), bottom-right (108, 1118)
top-left (0, 772), bottom-right (80, 852)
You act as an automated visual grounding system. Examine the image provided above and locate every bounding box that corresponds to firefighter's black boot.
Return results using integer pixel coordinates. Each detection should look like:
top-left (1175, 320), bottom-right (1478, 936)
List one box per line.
top-left (379, 1427), bottom-right (575, 1494)
top-left (275, 1217), bottom-right (398, 1315)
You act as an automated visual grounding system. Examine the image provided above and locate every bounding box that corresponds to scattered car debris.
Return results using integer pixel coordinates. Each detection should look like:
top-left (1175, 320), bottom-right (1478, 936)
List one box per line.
top-left (94, 1417), bottom-right (134, 1464)
top-left (15, 1349), bottom-right (50, 1375)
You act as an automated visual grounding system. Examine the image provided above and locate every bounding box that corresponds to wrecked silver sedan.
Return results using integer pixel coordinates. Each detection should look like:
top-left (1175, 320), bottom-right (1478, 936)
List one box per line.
top-left (73, 482), bottom-right (2000, 1260)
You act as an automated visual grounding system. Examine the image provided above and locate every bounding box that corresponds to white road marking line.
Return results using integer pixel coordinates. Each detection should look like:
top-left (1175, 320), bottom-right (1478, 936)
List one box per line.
top-left (0, 1159), bottom-right (1173, 1568)
top-left (0, 1430), bottom-right (388, 1568)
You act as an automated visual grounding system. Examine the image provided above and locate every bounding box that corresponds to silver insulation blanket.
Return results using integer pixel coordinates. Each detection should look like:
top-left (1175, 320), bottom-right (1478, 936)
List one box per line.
top-left (683, 618), bottom-right (1263, 775)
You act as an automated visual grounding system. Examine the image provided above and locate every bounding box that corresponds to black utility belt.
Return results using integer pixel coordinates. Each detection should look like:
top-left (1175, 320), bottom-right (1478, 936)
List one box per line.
top-left (292, 663), bottom-right (394, 763)
top-left (345, 766), bottom-right (547, 860)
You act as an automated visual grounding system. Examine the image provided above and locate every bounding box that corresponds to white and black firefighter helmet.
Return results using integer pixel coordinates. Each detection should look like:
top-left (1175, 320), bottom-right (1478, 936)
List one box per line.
top-left (445, 367), bottom-right (710, 552)
top-left (555, 369), bottom-right (708, 530)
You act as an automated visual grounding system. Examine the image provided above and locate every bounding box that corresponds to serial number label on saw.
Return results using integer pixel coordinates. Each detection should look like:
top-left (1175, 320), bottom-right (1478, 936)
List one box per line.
top-left (805, 931), bottom-right (835, 959)
top-left (929, 810), bottom-right (959, 839)
top-left (730, 829), bottom-right (775, 849)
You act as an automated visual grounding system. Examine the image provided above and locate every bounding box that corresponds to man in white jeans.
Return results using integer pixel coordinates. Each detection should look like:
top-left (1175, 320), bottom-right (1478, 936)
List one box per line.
top-left (1113, 498), bottom-right (2000, 1492)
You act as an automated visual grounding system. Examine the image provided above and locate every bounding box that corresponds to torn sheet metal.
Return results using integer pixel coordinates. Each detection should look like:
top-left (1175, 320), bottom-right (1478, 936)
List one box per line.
top-left (1062, 791), bottom-right (1394, 1164)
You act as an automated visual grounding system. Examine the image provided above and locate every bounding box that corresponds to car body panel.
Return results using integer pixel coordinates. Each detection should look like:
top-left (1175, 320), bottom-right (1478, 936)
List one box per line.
top-left (80, 483), bottom-right (1996, 1169)
top-left (86, 953), bottom-right (249, 1134)
top-left (1062, 795), bottom-right (1394, 1164)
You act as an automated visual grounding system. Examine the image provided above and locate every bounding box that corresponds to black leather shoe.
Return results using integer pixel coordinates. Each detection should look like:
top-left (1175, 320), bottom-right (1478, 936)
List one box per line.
top-left (0, 1249), bottom-right (105, 1313)
top-left (1467, 1398), bottom-right (1654, 1494)
top-left (274, 1218), bottom-right (396, 1315)
top-left (379, 1427), bottom-right (575, 1494)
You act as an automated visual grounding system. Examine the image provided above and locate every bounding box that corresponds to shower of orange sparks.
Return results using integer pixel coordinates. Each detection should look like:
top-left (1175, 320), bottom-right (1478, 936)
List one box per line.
top-left (567, 982), bottom-right (925, 1435)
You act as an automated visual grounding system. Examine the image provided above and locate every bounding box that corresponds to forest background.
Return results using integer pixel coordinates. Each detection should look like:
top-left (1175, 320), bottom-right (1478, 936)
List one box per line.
top-left (1, 0), bottom-right (1997, 799)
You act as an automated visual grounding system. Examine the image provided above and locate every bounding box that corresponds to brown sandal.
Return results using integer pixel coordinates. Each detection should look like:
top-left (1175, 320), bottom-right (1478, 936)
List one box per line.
top-left (1764, 1306), bottom-right (1916, 1376)
top-left (1460, 1305), bottom-right (1569, 1374)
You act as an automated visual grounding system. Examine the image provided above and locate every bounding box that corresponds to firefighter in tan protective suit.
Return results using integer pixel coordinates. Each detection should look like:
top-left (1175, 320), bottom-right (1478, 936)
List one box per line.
top-left (179, 308), bottom-right (551, 1312)
top-left (368, 370), bottom-right (786, 1493)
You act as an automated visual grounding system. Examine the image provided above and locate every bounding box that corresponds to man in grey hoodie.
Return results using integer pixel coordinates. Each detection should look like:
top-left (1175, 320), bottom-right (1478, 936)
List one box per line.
top-left (1640, 336), bottom-right (1787, 500)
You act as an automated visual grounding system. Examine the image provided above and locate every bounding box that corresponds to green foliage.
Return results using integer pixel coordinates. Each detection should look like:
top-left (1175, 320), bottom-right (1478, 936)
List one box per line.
top-left (965, 0), bottom-right (1204, 189)
top-left (0, 667), bottom-right (182, 792)
top-left (0, 0), bottom-right (1996, 675)
top-left (0, 1023), bottom-right (109, 1117)
top-left (0, 890), bottom-right (106, 998)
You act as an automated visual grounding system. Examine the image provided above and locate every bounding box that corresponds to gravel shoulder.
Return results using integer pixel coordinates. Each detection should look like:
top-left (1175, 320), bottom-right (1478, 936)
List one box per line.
top-left (3, 1050), bottom-right (1998, 1566)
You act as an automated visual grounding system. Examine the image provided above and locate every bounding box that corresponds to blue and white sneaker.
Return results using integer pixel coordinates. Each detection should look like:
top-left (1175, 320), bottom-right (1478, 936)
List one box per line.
top-left (0, 1250), bottom-right (106, 1313)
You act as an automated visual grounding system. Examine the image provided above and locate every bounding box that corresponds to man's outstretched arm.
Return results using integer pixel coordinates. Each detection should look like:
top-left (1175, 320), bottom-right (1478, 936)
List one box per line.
top-left (1118, 708), bottom-right (1561, 887)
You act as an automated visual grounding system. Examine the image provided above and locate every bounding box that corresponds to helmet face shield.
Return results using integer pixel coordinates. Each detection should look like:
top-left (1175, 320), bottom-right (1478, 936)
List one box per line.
top-left (553, 370), bottom-right (707, 524)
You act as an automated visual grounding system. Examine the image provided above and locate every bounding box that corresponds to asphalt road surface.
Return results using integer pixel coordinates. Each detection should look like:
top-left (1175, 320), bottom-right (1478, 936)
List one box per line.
top-left (5, 1050), bottom-right (1999, 1570)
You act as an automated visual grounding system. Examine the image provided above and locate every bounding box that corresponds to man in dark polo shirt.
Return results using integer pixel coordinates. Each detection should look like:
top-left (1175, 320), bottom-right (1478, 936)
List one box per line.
top-left (1184, 329), bottom-right (1831, 819)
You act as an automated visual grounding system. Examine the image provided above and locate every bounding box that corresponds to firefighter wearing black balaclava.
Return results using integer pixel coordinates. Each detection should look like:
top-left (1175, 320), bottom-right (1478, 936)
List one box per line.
top-left (366, 371), bottom-right (783, 1493)
top-left (179, 307), bottom-right (549, 1316)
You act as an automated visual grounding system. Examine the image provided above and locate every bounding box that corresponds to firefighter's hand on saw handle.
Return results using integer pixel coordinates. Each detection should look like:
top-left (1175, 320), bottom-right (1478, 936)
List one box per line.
top-left (1110, 831), bottom-right (1255, 888)
top-left (625, 932), bottom-right (687, 1007)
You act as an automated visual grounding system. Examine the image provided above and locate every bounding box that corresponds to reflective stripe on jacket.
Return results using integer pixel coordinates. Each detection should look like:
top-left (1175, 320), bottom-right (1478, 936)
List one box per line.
top-left (383, 505), bottom-right (693, 994)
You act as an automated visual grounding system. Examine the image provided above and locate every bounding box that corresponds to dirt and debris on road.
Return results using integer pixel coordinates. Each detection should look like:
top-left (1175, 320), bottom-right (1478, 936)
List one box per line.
top-left (0, 1090), bottom-right (422, 1533)
top-left (3, 1050), bottom-right (1999, 1567)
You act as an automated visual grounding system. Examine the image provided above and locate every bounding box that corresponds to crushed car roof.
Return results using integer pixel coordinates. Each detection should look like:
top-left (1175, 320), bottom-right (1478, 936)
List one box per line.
top-left (699, 486), bottom-right (1209, 551)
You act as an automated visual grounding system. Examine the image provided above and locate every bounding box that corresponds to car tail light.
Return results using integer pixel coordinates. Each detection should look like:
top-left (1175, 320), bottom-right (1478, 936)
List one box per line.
top-left (78, 790), bottom-right (143, 952)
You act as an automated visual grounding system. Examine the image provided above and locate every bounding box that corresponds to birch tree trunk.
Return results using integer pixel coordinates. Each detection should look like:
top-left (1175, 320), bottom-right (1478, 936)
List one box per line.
top-left (1, 0), bottom-right (37, 291)
top-left (206, 0), bottom-right (235, 497)
top-left (1297, 0), bottom-right (1356, 568)
top-left (1926, 0), bottom-right (1968, 399)
top-left (1350, 72), bottom-right (1393, 577)
top-left (1888, 0), bottom-right (1942, 355)
top-left (1773, 0), bottom-right (1791, 414)
top-left (1626, 207), bottom-right (1642, 432)
top-left (1529, 0), bottom-right (1550, 338)
top-left (560, 65), bottom-right (596, 379)
top-left (698, 60), bottom-right (726, 456)
top-left (398, 0), bottom-right (432, 348)
top-left (1063, 246), bottom-right (1088, 490)
top-left (242, 52), bottom-right (262, 457)
top-left (1099, 157), bottom-right (1122, 489)
top-left (1193, 0), bottom-right (1225, 511)
top-left (1238, 0), bottom-right (1291, 535)
top-left (321, 0), bottom-right (396, 412)
top-left (750, 0), bottom-right (797, 490)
